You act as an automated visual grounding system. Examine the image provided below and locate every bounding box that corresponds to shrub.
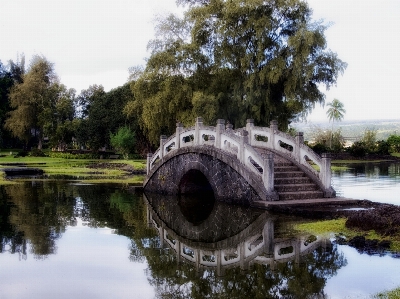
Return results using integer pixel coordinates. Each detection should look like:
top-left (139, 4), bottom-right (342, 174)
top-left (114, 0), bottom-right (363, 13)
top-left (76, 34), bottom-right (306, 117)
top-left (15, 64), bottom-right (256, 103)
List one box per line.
top-left (310, 143), bottom-right (329, 155)
top-left (310, 127), bottom-right (345, 153)
top-left (347, 141), bottom-right (367, 157)
top-left (29, 149), bottom-right (48, 157)
top-left (387, 135), bottom-right (400, 153)
top-left (47, 152), bottom-right (99, 159)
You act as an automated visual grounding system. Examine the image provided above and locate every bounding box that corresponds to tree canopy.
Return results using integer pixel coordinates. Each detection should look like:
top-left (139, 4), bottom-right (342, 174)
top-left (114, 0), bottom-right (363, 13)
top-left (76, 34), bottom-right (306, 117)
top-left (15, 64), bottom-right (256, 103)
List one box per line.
top-left (128, 0), bottom-right (347, 145)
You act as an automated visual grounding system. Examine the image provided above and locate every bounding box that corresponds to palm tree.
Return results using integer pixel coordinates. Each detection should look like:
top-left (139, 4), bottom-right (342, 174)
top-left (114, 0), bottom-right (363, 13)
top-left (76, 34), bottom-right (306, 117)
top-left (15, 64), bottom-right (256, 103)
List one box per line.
top-left (326, 99), bottom-right (346, 124)
top-left (326, 99), bottom-right (345, 148)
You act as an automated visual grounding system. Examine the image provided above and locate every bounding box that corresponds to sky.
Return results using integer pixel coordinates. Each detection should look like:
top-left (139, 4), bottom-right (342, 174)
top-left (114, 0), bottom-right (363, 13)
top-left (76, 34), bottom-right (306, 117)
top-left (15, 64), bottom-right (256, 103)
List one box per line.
top-left (1, 0), bottom-right (399, 122)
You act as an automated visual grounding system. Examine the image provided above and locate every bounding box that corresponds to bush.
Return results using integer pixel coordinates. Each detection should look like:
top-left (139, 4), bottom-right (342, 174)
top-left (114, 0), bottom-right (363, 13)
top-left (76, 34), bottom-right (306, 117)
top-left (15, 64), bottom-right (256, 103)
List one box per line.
top-left (310, 143), bottom-right (329, 155)
top-left (110, 126), bottom-right (136, 159)
top-left (376, 140), bottom-right (390, 155)
top-left (47, 152), bottom-right (99, 159)
top-left (309, 127), bottom-right (345, 153)
top-left (347, 141), bottom-right (367, 157)
top-left (387, 135), bottom-right (400, 153)
top-left (29, 149), bottom-right (48, 157)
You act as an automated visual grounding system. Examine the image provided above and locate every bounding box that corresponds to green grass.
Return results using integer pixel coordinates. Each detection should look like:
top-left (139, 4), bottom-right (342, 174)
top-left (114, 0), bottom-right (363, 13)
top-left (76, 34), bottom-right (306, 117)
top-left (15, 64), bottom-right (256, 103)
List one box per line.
top-left (0, 155), bottom-right (146, 185)
top-left (294, 218), bottom-right (400, 252)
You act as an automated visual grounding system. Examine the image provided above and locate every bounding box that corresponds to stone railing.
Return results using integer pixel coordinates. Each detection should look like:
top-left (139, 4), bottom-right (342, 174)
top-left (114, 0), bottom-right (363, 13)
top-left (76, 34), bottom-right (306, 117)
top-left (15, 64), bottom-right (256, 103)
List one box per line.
top-left (246, 119), bottom-right (331, 191)
top-left (147, 117), bottom-right (332, 194)
top-left (148, 203), bottom-right (325, 271)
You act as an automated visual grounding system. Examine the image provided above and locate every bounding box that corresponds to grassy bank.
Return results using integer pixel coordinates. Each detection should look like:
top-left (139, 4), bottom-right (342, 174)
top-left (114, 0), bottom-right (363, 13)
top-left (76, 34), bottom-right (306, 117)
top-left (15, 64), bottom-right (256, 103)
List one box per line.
top-left (294, 218), bottom-right (400, 252)
top-left (0, 154), bottom-right (146, 185)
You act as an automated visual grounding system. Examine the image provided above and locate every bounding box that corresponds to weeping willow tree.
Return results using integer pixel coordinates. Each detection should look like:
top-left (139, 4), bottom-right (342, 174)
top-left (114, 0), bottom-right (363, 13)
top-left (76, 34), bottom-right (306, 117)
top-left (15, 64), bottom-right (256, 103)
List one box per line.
top-left (126, 0), bottom-right (347, 145)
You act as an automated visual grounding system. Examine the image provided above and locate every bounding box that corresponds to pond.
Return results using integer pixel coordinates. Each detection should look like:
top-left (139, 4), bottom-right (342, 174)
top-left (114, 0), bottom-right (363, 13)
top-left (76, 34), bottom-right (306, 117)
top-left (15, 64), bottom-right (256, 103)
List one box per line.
top-left (332, 161), bottom-right (400, 205)
top-left (1, 161), bottom-right (400, 298)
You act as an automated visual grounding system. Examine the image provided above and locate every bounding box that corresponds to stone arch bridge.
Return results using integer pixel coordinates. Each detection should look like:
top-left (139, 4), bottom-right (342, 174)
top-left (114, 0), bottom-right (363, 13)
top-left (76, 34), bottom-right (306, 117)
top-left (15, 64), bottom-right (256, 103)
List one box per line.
top-left (144, 117), bottom-right (335, 207)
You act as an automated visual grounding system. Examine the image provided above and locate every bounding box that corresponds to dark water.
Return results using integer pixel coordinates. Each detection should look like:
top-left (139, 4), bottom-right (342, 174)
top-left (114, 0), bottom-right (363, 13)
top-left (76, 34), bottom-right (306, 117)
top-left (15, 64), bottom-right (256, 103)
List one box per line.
top-left (1, 167), bottom-right (400, 298)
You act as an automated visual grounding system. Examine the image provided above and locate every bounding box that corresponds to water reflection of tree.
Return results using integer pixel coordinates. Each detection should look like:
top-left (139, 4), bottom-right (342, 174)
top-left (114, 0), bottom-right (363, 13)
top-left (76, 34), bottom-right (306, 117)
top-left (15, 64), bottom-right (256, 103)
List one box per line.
top-left (74, 185), bottom-right (157, 262)
top-left (141, 243), bottom-right (346, 299)
top-left (0, 186), bottom-right (25, 257)
top-left (3, 182), bottom-right (76, 259)
top-left (334, 162), bottom-right (400, 178)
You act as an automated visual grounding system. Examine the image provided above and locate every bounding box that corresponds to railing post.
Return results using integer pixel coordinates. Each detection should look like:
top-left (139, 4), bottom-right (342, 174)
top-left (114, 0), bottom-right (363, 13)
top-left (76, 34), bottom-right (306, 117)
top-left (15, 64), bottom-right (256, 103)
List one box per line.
top-left (262, 219), bottom-right (274, 257)
top-left (295, 132), bottom-right (304, 163)
top-left (263, 153), bottom-right (275, 193)
top-left (246, 119), bottom-right (254, 146)
top-left (270, 120), bottom-right (278, 150)
top-left (215, 119), bottom-right (225, 149)
top-left (238, 130), bottom-right (248, 163)
top-left (176, 122), bottom-right (183, 149)
top-left (146, 153), bottom-right (153, 175)
top-left (159, 135), bottom-right (167, 159)
top-left (195, 117), bottom-right (203, 145)
top-left (321, 153), bottom-right (332, 190)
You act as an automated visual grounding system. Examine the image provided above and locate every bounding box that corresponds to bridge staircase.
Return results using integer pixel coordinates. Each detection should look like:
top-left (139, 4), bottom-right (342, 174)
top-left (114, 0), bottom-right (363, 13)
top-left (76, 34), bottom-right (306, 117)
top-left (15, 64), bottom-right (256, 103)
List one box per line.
top-left (255, 148), bottom-right (324, 201)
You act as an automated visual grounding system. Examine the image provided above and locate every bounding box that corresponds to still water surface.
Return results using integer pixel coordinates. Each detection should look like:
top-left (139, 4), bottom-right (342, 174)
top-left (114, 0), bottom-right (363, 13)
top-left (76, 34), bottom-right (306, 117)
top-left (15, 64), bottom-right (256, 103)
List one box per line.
top-left (1, 162), bottom-right (400, 299)
top-left (332, 161), bottom-right (400, 205)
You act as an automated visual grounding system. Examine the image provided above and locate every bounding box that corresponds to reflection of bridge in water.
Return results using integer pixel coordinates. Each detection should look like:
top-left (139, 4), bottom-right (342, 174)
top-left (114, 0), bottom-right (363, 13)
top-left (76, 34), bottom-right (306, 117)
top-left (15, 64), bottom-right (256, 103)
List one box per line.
top-left (144, 193), bottom-right (330, 275)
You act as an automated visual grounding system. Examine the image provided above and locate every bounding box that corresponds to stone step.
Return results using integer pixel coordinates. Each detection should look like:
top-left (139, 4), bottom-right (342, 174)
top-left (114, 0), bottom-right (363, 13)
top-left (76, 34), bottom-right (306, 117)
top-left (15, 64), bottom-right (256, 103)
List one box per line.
top-left (274, 177), bottom-right (312, 185)
top-left (274, 165), bottom-right (299, 172)
top-left (278, 190), bottom-right (324, 201)
top-left (274, 183), bottom-right (319, 192)
top-left (274, 171), bottom-right (305, 178)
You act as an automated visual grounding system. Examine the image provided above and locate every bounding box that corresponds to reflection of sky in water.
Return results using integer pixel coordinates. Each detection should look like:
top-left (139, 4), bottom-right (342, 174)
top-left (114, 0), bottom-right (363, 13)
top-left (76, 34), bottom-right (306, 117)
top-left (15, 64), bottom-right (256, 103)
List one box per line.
top-left (325, 246), bottom-right (400, 298)
top-left (332, 163), bottom-right (400, 205)
top-left (0, 219), bottom-right (154, 299)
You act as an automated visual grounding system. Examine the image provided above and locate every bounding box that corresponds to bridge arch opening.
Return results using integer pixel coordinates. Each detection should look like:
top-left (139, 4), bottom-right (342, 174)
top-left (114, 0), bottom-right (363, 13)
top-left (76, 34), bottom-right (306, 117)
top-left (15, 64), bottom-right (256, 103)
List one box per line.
top-left (178, 169), bottom-right (214, 195)
top-left (178, 169), bottom-right (215, 225)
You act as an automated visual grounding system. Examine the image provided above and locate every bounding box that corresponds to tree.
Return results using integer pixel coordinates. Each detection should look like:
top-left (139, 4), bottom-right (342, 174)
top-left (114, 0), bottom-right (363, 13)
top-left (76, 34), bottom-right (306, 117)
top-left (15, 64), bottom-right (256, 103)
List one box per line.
top-left (45, 84), bottom-right (76, 150)
top-left (129, 0), bottom-right (347, 145)
top-left (4, 55), bottom-right (59, 149)
top-left (326, 98), bottom-right (346, 125)
top-left (326, 98), bottom-right (345, 148)
top-left (75, 84), bottom-right (134, 151)
top-left (387, 134), bottom-right (400, 153)
top-left (110, 126), bottom-right (136, 159)
top-left (0, 61), bottom-right (14, 147)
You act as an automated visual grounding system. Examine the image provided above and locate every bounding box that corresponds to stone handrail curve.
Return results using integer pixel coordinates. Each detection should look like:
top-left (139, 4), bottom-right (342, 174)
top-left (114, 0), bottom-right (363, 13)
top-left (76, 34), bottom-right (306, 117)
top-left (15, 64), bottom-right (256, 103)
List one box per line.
top-left (248, 125), bottom-right (324, 181)
top-left (149, 206), bottom-right (323, 268)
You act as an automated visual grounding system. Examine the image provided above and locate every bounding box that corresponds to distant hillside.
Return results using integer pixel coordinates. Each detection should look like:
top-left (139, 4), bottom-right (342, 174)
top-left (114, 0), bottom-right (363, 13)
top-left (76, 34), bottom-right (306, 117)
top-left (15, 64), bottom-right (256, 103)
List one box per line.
top-left (292, 119), bottom-right (400, 142)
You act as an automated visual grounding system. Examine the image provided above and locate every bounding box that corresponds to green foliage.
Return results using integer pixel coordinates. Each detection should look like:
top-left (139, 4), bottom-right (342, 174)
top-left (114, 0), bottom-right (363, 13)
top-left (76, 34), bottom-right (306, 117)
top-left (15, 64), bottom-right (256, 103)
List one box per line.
top-left (373, 286), bottom-right (400, 299)
top-left (0, 61), bottom-right (14, 146)
top-left (76, 84), bottom-right (135, 151)
top-left (129, 0), bottom-right (346, 145)
top-left (4, 55), bottom-right (75, 150)
top-left (310, 127), bottom-right (345, 153)
top-left (110, 126), bottom-right (136, 159)
top-left (29, 149), bottom-right (47, 157)
top-left (347, 130), bottom-right (391, 157)
top-left (47, 151), bottom-right (99, 159)
top-left (387, 135), bottom-right (400, 153)
top-left (361, 129), bottom-right (377, 152)
top-left (347, 141), bottom-right (368, 157)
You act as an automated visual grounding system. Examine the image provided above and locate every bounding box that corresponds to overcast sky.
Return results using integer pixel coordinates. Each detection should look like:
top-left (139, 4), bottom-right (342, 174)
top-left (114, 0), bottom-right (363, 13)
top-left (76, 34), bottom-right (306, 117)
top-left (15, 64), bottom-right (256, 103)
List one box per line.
top-left (1, 0), bottom-right (399, 122)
